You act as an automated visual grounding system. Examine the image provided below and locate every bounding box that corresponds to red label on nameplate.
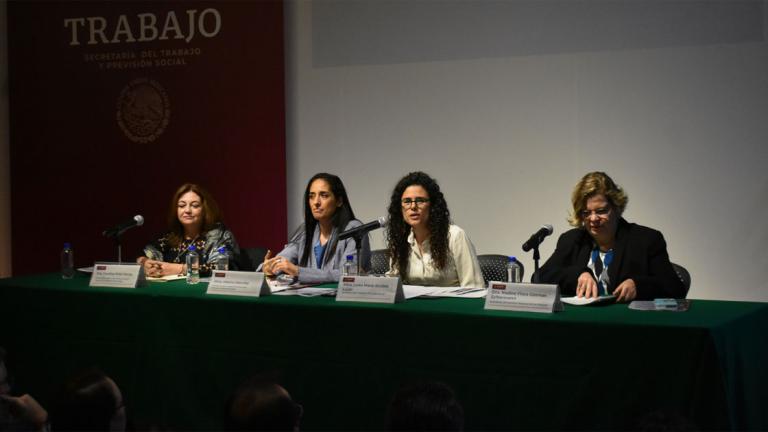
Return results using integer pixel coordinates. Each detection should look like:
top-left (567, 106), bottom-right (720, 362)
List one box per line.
top-left (96, 265), bottom-right (107, 270)
top-left (492, 283), bottom-right (506, 290)
top-left (215, 272), bottom-right (226, 277)
top-left (342, 277), bottom-right (356, 282)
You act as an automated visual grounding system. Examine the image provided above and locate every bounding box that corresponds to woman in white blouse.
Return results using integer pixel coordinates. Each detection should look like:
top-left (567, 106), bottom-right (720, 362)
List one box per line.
top-left (385, 171), bottom-right (484, 288)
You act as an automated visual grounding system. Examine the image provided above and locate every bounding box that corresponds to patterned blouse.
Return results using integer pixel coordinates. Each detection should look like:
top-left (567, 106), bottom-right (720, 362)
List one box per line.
top-left (143, 224), bottom-right (239, 276)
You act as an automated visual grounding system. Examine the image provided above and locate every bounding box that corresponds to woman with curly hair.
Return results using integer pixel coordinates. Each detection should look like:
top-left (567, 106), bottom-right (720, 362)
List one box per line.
top-left (535, 172), bottom-right (684, 302)
top-left (137, 183), bottom-right (239, 278)
top-left (385, 172), bottom-right (484, 288)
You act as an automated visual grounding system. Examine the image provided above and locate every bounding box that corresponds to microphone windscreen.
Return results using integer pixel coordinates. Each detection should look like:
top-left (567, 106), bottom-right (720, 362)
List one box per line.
top-left (135, 215), bottom-right (145, 226)
top-left (543, 224), bottom-right (553, 234)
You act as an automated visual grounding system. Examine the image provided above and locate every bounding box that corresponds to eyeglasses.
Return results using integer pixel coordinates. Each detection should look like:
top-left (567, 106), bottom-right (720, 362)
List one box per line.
top-left (580, 207), bottom-right (611, 219)
top-left (401, 198), bottom-right (430, 208)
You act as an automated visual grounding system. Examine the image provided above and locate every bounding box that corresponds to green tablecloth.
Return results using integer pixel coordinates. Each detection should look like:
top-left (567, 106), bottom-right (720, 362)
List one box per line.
top-left (1, 273), bottom-right (766, 430)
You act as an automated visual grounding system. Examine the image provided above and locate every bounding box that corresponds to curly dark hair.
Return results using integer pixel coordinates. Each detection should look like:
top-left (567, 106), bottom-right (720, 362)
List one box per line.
top-left (386, 172), bottom-right (451, 281)
top-left (299, 173), bottom-right (356, 267)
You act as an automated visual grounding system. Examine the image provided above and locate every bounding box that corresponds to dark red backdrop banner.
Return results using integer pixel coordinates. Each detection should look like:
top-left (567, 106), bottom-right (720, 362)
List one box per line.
top-left (8, 1), bottom-right (286, 274)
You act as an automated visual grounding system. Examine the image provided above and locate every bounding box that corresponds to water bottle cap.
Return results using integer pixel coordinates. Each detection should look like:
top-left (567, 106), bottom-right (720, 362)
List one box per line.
top-left (508, 256), bottom-right (516, 262)
top-left (64, 242), bottom-right (72, 249)
top-left (217, 247), bottom-right (226, 253)
top-left (188, 245), bottom-right (196, 251)
top-left (346, 255), bottom-right (354, 261)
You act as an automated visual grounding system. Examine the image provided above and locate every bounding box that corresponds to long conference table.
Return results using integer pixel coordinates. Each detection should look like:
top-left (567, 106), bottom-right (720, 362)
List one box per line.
top-left (1, 273), bottom-right (767, 431)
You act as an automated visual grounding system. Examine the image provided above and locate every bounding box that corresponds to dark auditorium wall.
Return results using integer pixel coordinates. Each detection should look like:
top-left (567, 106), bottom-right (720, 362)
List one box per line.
top-left (7, 1), bottom-right (286, 274)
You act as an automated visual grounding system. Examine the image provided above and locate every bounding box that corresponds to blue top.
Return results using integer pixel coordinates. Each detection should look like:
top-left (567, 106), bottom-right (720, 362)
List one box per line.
top-left (260, 219), bottom-right (372, 284)
top-left (314, 242), bottom-right (327, 269)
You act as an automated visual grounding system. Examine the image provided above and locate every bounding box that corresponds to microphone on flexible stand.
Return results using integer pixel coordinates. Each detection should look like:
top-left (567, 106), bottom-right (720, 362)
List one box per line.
top-left (102, 215), bottom-right (145, 263)
top-left (102, 215), bottom-right (145, 239)
top-left (338, 216), bottom-right (388, 241)
top-left (522, 224), bottom-right (553, 252)
top-left (521, 224), bottom-right (553, 283)
top-left (339, 216), bottom-right (388, 274)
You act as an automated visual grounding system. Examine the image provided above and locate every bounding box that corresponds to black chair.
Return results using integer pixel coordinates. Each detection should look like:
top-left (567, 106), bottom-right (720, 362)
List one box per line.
top-left (235, 247), bottom-right (269, 272)
top-left (671, 262), bottom-right (691, 298)
top-left (370, 249), bottom-right (390, 275)
top-left (477, 254), bottom-right (524, 285)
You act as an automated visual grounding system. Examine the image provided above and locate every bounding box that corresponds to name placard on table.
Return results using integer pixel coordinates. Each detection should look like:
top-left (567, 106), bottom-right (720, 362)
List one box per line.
top-left (89, 262), bottom-right (146, 289)
top-left (207, 271), bottom-right (271, 297)
top-left (484, 282), bottom-right (563, 313)
top-left (336, 275), bottom-right (404, 304)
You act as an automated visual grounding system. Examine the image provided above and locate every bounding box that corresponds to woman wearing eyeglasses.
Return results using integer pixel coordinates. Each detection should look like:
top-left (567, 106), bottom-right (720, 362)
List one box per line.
top-left (385, 171), bottom-right (484, 288)
top-left (260, 173), bottom-right (371, 283)
top-left (536, 172), bottom-right (684, 302)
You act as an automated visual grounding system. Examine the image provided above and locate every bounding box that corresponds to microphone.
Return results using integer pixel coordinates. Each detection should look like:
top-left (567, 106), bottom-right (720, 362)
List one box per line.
top-left (102, 215), bottom-right (145, 238)
top-left (522, 224), bottom-right (553, 252)
top-left (338, 216), bottom-right (388, 241)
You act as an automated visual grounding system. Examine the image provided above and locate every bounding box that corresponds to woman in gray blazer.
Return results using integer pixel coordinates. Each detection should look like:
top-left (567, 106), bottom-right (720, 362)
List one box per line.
top-left (261, 173), bottom-right (371, 283)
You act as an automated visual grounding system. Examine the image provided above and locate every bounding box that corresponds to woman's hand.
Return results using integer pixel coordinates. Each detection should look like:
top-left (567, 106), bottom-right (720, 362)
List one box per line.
top-left (576, 272), bottom-right (598, 298)
top-left (262, 250), bottom-right (276, 275)
top-left (262, 250), bottom-right (299, 277)
top-left (613, 278), bottom-right (637, 302)
top-left (271, 258), bottom-right (299, 277)
top-left (142, 259), bottom-right (183, 277)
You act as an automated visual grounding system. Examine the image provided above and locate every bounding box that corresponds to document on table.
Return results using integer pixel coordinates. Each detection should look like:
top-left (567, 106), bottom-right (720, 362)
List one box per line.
top-left (403, 285), bottom-right (487, 299)
top-left (269, 277), bottom-right (333, 296)
top-left (628, 299), bottom-right (691, 312)
top-left (147, 274), bottom-right (187, 282)
top-left (272, 286), bottom-right (336, 297)
top-left (561, 295), bottom-right (615, 306)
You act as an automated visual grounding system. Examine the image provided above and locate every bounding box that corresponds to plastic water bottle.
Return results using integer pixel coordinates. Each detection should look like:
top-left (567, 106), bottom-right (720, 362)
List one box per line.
top-left (186, 245), bottom-right (200, 284)
top-left (61, 242), bottom-right (75, 279)
top-left (507, 256), bottom-right (521, 283)
top-left (342, 255), bottom-right (357, 276)
top-left (215, 247), bottom-right (228, 271)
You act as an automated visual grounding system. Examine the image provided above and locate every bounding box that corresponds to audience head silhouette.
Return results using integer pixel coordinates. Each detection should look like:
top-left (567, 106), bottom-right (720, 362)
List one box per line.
top-left (387, 381), bottom-right (464, 431)
top-left (50, 368), bottom-right (126, 431)
top-left (225, 376), bottom-right (301, 431)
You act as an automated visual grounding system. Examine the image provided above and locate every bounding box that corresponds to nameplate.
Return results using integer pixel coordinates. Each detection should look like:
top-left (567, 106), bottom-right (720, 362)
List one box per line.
top-left (336, 275), bottom-right (404, 304)
top-left (89, 262), bottom-right (145, 289)
top-left (484, 282), bottom-right (563, 313)
top-left (207, 271), bottom-right (271, 297)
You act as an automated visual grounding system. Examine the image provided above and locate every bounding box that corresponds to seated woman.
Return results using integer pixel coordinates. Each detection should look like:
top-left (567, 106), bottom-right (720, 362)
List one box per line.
top-left (535, 172), bottom-right (685, 302)
top-left (261, 173), bottom-right (371, 283)
top-left (137, 183), bottom-right (239, 277)
top-left (385, 172), bottom-right (484, 288)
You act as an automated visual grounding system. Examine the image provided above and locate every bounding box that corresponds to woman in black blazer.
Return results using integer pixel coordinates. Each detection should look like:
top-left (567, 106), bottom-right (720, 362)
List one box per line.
top-left (536, 172), bottom-right (685, 302)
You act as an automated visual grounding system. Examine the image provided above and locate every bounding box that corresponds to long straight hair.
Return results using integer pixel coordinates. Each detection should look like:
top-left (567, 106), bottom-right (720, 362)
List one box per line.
top-left (300, 173), bottom-right (356, 266)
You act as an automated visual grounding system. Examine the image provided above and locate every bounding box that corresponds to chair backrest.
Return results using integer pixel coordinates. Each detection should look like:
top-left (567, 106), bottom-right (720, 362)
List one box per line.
top-left (671, 262), bottom-right (691, 298)
top-left (477, 254), bottom-right (524, 285)
top-left (370, 249), bottom-right (390, 275)
top-left (236, 247), bottom-right (269, 272)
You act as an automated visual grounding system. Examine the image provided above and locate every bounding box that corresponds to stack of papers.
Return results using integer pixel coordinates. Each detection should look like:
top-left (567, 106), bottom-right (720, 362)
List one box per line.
top-left (561, 295), bottom-right (615, 306)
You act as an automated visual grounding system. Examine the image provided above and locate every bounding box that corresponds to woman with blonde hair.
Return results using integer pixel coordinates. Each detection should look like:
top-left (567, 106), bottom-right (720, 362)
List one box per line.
top-left (535, 172), bottom-right (684, 302)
